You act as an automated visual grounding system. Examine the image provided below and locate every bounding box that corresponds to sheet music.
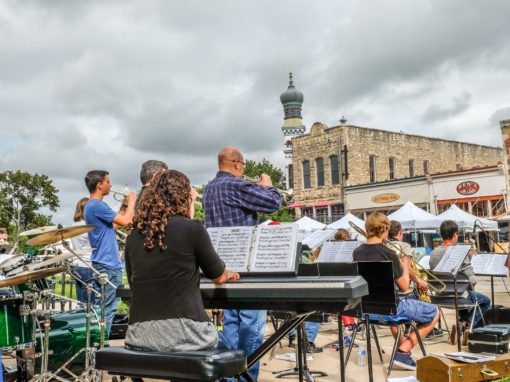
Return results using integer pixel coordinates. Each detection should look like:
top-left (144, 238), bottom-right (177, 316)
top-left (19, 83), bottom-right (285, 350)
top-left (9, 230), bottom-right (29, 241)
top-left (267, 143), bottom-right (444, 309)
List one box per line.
top-left (297, 230), bottom-right (312, 244)
top-left (471, 253), bottom-right (508, 276)
top-left (318, 241), bottom-right (357, 263)
top-left (418, 255), bottom-right (430, 270)
top-left (250, 224), bottom-right (298, 272)
top-left (432, 244), bottom-right (471, 276)
top-left (206, 226), bottom-right (253, 272)
top-left (302, 228), bottom-right (337, 250)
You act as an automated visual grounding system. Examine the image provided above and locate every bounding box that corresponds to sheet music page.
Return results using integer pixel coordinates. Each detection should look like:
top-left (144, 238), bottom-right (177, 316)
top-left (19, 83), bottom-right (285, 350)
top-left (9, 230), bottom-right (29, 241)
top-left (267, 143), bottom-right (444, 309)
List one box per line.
top-left (206, 226), bottom-right (254, 272)
top-left (432, 244), bottom-right (471, 275)
top-left (318, 241), bottom-right (357, 263)
top-left (302, 228), bottom-right (337, 250)
top-left (250, 224), bottom-right (298, 272)
top-left (297, 230), bottom-right (312, 244)
top-left (486, 254), bottom-right (509, 276)
top-left (470, 253), bottom-right (491, 274)
top-left (418, 255), bottom-right (430, 270)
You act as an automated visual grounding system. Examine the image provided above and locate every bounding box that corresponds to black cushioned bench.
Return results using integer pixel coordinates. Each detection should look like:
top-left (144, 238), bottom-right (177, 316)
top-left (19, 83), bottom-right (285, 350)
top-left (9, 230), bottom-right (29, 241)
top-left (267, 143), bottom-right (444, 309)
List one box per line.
top-left (95, 346), bottom-right (248, 381)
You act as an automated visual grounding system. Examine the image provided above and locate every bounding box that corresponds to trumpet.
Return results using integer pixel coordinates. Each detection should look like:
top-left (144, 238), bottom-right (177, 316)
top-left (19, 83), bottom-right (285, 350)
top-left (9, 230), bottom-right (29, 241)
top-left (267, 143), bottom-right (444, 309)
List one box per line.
top-left (111, 188), bottom-right (131, 203)
top-left (348, 221), bottom-right (446, 294)
top-left (242, 175), bottom-right (294, 203)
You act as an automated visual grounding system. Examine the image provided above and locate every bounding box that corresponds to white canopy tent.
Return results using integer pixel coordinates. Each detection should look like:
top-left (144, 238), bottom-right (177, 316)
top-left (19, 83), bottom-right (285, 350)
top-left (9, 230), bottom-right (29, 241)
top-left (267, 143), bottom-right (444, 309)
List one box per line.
top-left (387, 201), bottom-right (442, 231)
top-left (294, 216), bottom-right (327, 231)
top-left (327, 212), bottom-right (367, 241)
top-left (437, 204), bottom-right (499, 232)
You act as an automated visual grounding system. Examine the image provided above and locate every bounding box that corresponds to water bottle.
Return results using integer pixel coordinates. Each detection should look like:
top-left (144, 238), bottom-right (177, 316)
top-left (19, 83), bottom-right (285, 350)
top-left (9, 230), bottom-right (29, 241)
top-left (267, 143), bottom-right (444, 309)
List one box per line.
top-left (357, 344), bottom-right (367, 367)
top-left (343, 328), bottom-right (351, 347)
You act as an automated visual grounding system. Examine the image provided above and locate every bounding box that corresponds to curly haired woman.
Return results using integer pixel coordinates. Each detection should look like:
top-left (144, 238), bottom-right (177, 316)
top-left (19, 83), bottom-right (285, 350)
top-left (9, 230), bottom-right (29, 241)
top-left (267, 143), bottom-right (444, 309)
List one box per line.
top-left (124, 169), bottom-right (239, 352)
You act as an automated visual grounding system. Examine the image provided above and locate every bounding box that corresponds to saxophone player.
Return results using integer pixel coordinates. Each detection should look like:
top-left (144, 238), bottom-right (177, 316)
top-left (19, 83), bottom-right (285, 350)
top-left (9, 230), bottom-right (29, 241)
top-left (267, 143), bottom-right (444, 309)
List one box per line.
top-left (388, 220), bottom-right (429, 300)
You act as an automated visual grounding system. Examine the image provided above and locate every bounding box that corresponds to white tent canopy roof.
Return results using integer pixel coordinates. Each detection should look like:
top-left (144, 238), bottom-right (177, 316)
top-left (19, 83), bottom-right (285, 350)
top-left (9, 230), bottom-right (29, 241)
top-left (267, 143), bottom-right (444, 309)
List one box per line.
top-left (437, 204), bottom-right (499, 231)
top-left (327, 212), bottom-right (366, 240)
top-left (387, 201), bottom-right (442, 230)
top-left (294, 216), bottom-right (327, 231)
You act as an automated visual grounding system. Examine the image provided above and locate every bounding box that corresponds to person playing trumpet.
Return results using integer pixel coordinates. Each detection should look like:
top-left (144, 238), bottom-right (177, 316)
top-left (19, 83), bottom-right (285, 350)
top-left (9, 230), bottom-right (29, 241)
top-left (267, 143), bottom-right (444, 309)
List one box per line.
top-left (353, 212), bottom-right (439, 371)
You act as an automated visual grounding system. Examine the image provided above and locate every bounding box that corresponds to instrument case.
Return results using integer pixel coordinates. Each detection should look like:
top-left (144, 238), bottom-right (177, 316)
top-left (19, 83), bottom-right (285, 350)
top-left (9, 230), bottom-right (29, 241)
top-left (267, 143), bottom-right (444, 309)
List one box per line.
top-left (417, 354), bottom-right (510, 382)
top-left (468, 324), bottom-right (510, 354)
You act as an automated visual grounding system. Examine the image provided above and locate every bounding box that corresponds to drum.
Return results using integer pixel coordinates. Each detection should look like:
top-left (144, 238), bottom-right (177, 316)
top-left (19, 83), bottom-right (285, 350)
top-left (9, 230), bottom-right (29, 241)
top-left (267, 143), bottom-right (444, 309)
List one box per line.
top-left (0, 295), bottom-right (35, 351)
top-left (35, 308), bottom-right (104, 372)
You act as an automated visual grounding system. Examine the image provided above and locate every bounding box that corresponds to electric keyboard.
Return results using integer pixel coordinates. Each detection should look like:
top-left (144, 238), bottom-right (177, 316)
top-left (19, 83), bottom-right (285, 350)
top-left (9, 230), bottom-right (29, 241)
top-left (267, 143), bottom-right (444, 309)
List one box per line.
top-left (117, 275), bottom-right (368, 312)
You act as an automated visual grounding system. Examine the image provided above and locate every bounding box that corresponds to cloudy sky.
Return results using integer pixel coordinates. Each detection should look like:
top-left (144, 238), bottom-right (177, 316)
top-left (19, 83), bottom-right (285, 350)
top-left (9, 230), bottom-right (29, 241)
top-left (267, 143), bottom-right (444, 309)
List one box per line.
top-left (1, 0), bottom-right (510, 224)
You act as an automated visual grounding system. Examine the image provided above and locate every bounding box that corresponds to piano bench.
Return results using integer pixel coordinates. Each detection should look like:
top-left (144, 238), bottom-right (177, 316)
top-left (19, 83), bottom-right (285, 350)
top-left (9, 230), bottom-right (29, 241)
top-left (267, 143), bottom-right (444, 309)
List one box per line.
top-left (95, 346), bottom-right (247, 381)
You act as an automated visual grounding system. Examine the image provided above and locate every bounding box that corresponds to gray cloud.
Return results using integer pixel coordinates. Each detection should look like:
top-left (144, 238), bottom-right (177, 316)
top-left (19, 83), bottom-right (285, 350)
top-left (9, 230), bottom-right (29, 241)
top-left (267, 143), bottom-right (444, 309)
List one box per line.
top-left (1, 0), bottom-right (510, 223)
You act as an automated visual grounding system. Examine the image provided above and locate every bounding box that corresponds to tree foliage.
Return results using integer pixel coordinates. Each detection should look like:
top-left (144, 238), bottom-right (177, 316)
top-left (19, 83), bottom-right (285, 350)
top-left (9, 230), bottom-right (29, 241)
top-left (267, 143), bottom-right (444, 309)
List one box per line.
top-left (0, 170), bottom-right (59, 244)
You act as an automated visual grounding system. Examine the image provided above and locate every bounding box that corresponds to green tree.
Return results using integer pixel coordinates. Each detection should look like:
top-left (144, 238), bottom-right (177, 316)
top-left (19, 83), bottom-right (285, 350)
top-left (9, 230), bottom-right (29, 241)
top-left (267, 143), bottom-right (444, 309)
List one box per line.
top-left (0, 170), bottom-right (60, 244)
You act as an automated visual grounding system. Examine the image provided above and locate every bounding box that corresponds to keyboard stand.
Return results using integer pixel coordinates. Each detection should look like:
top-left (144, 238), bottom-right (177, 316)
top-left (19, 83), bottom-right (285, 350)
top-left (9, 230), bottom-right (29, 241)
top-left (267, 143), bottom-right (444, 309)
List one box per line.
top-left (273, 322), bottom-right (328, 382)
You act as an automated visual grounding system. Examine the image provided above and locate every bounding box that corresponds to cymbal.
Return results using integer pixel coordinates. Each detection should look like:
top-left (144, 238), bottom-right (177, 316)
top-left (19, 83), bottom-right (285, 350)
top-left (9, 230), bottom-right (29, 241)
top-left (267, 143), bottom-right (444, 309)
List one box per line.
top-left (0, 254), bottom-right (26, 271)
top-left (26, 225), bottom-right (96, 246)
top-left (7, 254), bottom-right (74, 276)
top-left (0, 266), bottom-right (67, 288)
top-left (20, 226), bottom-right (57, 236)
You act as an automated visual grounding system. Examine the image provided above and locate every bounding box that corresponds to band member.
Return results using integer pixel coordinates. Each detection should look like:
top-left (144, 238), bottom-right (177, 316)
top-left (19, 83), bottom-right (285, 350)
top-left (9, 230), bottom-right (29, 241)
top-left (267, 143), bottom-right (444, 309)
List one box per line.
top-left (84, 170), bottom-right (136, 334)
top-left (202, 146), bottom-right (281, 381)
top-left (353, 212), bottom-right (439, 370)
top-left (334, 228), bottom-right (350, 241)
top-left (136, 160), bottom-right (168, 209)
top-left (429, 220), bottom-right (491, 345)
top-left (70, 197), bottom-right (94, 303)
top-left (124, 170), bottom-right (239, 352)
top-left (388, 220), bottom-right (428, 300)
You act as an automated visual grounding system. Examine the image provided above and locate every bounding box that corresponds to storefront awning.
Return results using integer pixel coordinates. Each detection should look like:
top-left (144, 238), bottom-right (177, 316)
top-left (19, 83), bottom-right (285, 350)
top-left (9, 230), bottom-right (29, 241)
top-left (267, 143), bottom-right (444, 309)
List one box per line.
top-left (313, 201), bottom-right (333, 207)
top-left (287, 203), bottom-right (304, 208)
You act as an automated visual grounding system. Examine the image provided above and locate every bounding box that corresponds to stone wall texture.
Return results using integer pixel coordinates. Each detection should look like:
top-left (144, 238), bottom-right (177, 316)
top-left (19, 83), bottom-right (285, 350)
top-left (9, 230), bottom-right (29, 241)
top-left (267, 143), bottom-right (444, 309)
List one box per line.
top-left (291, 123), bottom-right (504, 205)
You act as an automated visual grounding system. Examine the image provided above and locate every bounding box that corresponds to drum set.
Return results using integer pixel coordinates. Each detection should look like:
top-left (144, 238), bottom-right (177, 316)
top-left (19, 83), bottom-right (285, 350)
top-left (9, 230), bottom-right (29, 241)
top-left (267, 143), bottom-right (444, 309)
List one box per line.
top-left (0, 224), bottom-right (112, 382)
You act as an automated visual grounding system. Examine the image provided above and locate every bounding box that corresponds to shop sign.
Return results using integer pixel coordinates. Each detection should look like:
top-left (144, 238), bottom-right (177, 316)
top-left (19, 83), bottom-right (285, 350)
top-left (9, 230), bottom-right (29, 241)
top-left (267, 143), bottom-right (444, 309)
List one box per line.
top-left (456, 181), bottom-right (479, 195)
top-left (371, 193), bottom-right (400, 203)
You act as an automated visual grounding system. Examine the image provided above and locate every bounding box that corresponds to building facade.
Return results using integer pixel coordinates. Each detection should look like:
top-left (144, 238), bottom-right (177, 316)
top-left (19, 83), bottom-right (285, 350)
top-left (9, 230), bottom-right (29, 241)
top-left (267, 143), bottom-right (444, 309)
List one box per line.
top-left (291, 122), bottom-right (505, 222)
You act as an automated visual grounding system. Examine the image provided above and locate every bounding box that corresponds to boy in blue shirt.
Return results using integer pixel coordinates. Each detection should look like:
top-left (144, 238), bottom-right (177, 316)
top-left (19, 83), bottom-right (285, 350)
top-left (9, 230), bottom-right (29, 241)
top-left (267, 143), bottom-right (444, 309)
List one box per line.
top-left (84, 170), bottom-right (136, 334)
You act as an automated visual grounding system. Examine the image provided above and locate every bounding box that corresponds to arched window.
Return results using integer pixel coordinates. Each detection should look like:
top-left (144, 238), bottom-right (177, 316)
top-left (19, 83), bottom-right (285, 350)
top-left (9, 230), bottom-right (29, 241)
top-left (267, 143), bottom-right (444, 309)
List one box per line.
top-left (288, 164), bottom-right (294, 189)
top-left (369, 155), bottom-right (376, 182)
top-left (423, 160), bottom-right (429, 174)
top-left (316, 158), bottom-right (324, 187)
top-left (389, 157), bottom-right (396, 180)
top-left (409, 159), bottom-right (415, 177)
top-left (330, 155), bottom-right (339, 185)
top-left (303, 161), bottom-right (311, 189)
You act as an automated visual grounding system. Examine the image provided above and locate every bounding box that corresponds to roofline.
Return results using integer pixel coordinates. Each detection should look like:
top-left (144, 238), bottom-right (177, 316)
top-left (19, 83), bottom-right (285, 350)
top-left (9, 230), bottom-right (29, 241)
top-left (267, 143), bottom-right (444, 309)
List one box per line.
top-left (345, 175), bottom-right (427, 190)
top-left (430, 164), bottom-right (504, 178)
top-left (293, 123), bottom-right (503, 150)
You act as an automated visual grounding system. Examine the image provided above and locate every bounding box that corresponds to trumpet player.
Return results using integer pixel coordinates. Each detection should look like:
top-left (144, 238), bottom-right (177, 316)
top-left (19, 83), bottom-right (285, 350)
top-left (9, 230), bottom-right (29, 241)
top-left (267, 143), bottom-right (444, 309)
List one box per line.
top-left (353, 212), bottom-right (439, 371)
top-left (429, 220), bottom-right (491, 346)
top-left (388, 220), bottom-right (429, 299)
top-left (202, 146), bottom-right (281, 381)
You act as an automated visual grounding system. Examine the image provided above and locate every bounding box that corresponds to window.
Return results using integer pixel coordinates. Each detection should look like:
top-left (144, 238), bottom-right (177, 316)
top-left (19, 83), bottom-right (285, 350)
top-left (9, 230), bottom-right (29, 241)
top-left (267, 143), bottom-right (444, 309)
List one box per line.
top-left (303, 161), bottom-right (311, 189)
top-left (409, 159), bottom-right (415, 177)
top-left (288, 164), bottom-right (294, 189)
top-left (389, 157), bottom-right (395, 180)
top-left (369, 155), bottom-right (376, 182)
top-left (437, 203), bottom-right (451, 214)
top-left (423, 160), bottom-right (429, 174)
top-left (302, 207), bottom-right (313, 217)
top-left (472, 201), bottom-right (489, 217)
top-left (331, 203), bottom-right (343, 217)
top-left (316, 158), bottom-right (324, 187)
top-left (456, 202), bottom-right (469, 212)
top-left (491, 199), bottom-right (506, 216)
top-left (330, 155), bottom-right (339, 185)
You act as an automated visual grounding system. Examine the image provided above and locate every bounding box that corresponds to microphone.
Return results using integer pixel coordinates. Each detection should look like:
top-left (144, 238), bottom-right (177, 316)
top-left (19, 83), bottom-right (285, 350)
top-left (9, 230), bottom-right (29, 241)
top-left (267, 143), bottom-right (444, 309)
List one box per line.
top-left (472, 221), bottom-right (478, 235)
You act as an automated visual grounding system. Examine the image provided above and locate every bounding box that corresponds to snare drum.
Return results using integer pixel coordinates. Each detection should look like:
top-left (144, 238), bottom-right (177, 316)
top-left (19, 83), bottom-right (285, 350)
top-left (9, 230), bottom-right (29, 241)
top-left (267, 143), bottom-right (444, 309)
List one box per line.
top-left (0, 295), bottom-right (35, 351)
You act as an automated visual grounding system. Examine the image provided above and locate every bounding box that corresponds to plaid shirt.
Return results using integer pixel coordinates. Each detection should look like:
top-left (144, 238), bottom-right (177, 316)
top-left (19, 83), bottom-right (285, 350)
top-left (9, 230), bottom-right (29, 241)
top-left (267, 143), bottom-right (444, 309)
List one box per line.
top-left (203, 171), bottom-right (281, 228)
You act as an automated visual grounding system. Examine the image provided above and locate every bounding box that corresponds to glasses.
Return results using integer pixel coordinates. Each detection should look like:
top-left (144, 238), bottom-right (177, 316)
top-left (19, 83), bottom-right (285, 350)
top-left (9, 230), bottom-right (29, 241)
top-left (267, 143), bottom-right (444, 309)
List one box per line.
top-left (232, 160), bottom-right (245, 166)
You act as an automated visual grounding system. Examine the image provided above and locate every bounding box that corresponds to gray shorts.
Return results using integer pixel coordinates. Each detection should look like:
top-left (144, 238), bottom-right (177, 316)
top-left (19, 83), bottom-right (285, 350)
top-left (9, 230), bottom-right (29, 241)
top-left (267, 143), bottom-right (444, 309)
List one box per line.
top-left (396, 296), bottom-right (437, 324)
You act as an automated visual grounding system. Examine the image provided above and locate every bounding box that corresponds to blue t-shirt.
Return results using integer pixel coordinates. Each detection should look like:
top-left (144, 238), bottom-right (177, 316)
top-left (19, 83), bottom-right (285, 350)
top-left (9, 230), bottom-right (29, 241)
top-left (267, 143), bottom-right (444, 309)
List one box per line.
top-left (84, 199), bottom-right (121, 269)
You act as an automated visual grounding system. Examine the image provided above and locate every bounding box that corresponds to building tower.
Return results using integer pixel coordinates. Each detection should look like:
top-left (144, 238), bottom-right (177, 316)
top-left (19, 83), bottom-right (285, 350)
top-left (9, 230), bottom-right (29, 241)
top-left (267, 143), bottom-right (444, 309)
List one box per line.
top-left (280, 72), bottom-right (306, 190)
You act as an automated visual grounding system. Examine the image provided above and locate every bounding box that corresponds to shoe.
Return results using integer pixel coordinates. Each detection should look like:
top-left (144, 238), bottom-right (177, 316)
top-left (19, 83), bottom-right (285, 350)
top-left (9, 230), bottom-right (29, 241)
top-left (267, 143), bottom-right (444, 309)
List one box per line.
top-left (433, 327), bottom-right (443, 335)
top-left (450, 324), bottom-right (457, 345)
top-left (393, 352), bottom-right (416, 371)
top-left (462, 329), bottom-right (470, 346)
top-left (306, 342), bottom-right (323, 353)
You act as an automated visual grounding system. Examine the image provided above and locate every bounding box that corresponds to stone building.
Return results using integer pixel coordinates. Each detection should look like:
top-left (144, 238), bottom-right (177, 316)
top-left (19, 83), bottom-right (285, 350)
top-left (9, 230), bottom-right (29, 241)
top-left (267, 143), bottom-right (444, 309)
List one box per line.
top-left (290, 121), bottom-right (504, 221)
